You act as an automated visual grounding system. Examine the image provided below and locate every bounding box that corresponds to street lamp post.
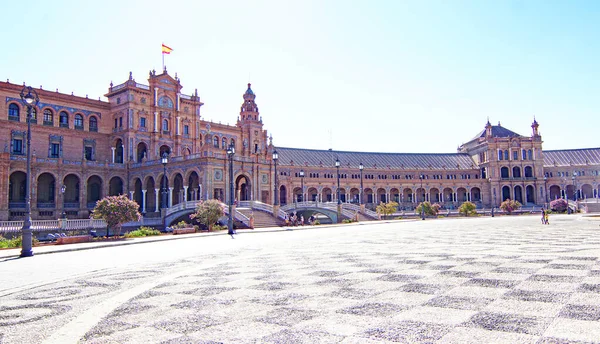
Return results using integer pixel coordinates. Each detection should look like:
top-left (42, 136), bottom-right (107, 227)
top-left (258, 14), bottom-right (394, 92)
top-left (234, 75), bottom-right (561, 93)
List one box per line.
top-left (359, 162), bottom-right (364, 205)
top-left (572, 172), bottom-right (577, 202)
top-left (227, 143), bottom-right (235, 237)
top-left (419, 174), bottom-right (425, 220)
top-left (19, 86), bottom-right (39, 258)
top-left (489, 177), bottom-right (495, 217)
top-left (335, 158), bottom-right (341, 205)
top-left (60, 185), bottom-right (67, 219)
top-left (299, 169), bottom-right (305, 202)
top-left (273, 150), bottom-right (279, 206)
top-left (161, 152), bottom-right (169, 210)
top-left (544, 176), bottom-right (549, 208)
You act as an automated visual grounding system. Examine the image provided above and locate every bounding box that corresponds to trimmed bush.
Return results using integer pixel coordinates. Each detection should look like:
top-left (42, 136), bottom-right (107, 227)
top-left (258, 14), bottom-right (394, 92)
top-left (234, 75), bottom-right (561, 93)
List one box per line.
top-left (190, 199), bottom-right (225, 231)
top-left (125, 226), bottom-right (161, 238)
top-left (550, 198), bottom-right (568, 213)
top-left (500, 199), bottom-right (522, 214)
top-left (91, 195), bottom-right (142, 236)
top-left (416, 202), bottom-right (440, 217)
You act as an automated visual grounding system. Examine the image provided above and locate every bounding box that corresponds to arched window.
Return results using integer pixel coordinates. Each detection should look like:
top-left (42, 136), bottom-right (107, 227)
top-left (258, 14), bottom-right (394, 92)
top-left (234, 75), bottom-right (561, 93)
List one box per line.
top-left (30, 108), bottom-right (37, 123)
top-left (8, 103), bottom-right (19, 121)
top-left (230, 138), bottom-right (235, 148)
top-left (501, 167), bottom-right (509, 179)
top-left (222, 137), bottom-right (227, 149)
top-left (528, 149), bottom-right (533, 160)
top-left (498, 150), bottom-right (503, 160)
top-left (43, 109), bottom-right (53, 126)
top-left (59, 111), bottom-right (69, 128)
top-left (524, 166), bottom-right (533, 178)
top-left (512, 166), bottom-right (521, 178)
top-left (74, 114), bottom-right (84, 129)
top-left (213, 136), bottom-right (219, 148)
top-left (162, 119), bottom-right (169, 132)
top-left (504, 150), bottom-right (509, 160)
top-left (89, 116), bottom-right (98, 132)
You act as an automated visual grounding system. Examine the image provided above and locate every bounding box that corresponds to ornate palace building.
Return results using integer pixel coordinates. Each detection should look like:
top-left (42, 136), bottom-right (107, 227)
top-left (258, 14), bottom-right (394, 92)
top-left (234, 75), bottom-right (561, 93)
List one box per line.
top-left (1, 69), bottom-right (600, 221)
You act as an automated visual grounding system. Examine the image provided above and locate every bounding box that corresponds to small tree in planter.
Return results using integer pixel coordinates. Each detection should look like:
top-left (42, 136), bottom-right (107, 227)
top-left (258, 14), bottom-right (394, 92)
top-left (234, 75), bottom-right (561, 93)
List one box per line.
top-left (499, 198), bottom-right (522, 214)
top-left (376, 201), bottom-right (399, 220)
top-left (416, 202), bottom-right (441, 217)
top-left (458, 201), bottom-right (477, 217)
top-left (550, 198), bottom-right (568, 213)
top-left (91, 195), bottom-right (142, 237)
top-left (189, 199), bottom-right (225, 231)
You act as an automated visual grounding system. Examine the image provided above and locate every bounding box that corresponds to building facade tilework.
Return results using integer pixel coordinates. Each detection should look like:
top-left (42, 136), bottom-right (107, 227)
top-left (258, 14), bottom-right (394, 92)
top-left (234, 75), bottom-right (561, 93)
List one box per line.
top-left (1, 72), bottom-right (599, 220)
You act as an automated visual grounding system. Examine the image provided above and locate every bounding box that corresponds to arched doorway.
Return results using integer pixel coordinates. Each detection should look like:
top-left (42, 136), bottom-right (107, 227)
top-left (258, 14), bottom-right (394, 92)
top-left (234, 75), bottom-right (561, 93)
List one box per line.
top-left (526, 185), bottom-right (535, 204)
top-left (402, 188), bottom-right (412, 203)
top-left (187, 171), bottom-right (200, 201)
top-left (109, 176), bottom-right (124, 196)
top-left (549, 185), bottom-right (561, 200)
top-left (443, 188), bottom-right (453, 203)
top-left (173, 173), bottom-right (184, 205)
top-left (514, 185), bottom-right (523, 204)
top-left (429, 188), bottom-right (440, 203)
top-left (365, 188), bottom-right (374, 203)
top-left (582, 184), bottom-right (593, 199)
top-left (322, 187), bottom-right (332, 202)
top-left (390, 188), bottom-right (400, 203)
top-left (293, 187), bottom-right (302, 202)
top-left (134, 178), bottom-right (143, 209)
top-left (470, 187), bottom-right (481, 202)
top-left (37, 173), bottom-right (56, 208)
top-left (137, 142), bottom-right (148, 162)
top-left (87, 175), bottom-right (103, 208)
top-left (279, 185), bottom-right (287, 205)
top-left (502, 186), bottom-right (511, 203)
top-left (9, 171), bottom-right (26, 207)
top-left (457, 187), bottom-right (467, 202)
top-left (308, 187), bottom-right (318, 202)
top-left (236, 175), bottom-right (251, 201)
top-left (146, 177), bottom-right (156, 212)
top-left (350, 188), bottom-right (360, 203)
top-left (63, 174), bottom-right (80, 210)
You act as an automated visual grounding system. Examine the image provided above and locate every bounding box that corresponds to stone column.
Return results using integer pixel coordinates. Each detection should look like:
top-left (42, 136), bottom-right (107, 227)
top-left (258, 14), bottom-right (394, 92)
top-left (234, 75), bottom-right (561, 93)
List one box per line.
top-left (183, 186), bottom-right (188, 202)
top-left (141, 189), bottom-right (147, 213)
top-left (111, 147), bottom-right (116, 163)
top-left (129, 191), bottom-right (134, 200)
top-left (154, 188), bottom-right (160, 212)
top-left (168, 187), bottom-right (174, 207)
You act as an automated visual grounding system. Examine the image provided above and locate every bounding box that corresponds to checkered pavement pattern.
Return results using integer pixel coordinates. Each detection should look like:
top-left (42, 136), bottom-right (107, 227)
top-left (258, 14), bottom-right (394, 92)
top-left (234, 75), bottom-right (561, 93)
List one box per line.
top-left (2, 216), bottom-right (600, 343)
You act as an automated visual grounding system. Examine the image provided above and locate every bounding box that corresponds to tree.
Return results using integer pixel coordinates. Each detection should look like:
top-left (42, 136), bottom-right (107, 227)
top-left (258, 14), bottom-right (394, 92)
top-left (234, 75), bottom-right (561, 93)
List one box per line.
top-left (416, 202), bottom-right (441, 217)
top-left (91, 195), bottom-right (142, 237)
top-left (376, 201), bottom-right (398, 220)
top-left (458, 201), bottom-right (477, 217)
top-left (499, 199), bottom-right (522, 214)
top-left (190, 199), bottom-right (225, 231)
top-left (550, 198), bottom-right (568, 213)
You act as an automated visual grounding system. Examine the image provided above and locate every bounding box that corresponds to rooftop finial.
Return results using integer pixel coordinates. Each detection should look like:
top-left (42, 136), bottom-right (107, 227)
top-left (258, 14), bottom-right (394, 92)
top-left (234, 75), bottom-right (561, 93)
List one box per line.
top-left (129, 71), bottom-right (133, 80)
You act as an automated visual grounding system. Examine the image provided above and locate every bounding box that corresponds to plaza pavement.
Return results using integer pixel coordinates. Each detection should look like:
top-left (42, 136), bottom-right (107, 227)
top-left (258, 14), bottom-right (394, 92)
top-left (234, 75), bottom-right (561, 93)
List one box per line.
top-left (1, 214), bottom-right (600, 343)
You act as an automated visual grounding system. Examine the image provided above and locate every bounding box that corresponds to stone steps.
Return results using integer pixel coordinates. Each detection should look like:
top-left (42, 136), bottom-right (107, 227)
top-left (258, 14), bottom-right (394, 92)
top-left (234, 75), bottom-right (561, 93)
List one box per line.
top-left (237, 208), bottom-right (284, 228)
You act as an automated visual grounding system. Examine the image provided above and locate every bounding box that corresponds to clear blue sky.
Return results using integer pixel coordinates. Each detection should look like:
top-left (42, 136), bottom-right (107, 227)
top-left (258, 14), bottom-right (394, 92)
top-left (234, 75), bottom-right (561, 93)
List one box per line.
top-left (2, 0), bottom-right (598, 153)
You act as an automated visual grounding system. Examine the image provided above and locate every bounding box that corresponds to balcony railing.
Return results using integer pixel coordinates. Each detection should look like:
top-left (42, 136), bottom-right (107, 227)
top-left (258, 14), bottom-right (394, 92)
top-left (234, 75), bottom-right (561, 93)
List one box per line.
top-left (43, 120), bottom-right (54, 126)
top-left (74, 125), bottom-right (84, 131)
top-left (8, 202), bottom-right (26, 209)
top-left (64, 202), bottom-right (80, 209)
top-left (36, 202), bottom-right (56, 209)
top-left (8, 115), bottom-right (20, 122)
top-left (60, 122), bottom-right (69, 128)
top-left (89, 126), bottom-right (98, 132)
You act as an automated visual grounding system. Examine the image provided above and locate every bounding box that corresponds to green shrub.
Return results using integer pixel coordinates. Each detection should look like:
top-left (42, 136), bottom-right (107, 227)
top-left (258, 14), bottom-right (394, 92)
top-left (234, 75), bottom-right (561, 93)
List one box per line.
top-left (416, 202), bottom-right (441, 217)
top-left (125, 226), bottom-right (161, 238)
top-left (395, 216), bottom-right (403, 220)
top-left (313, 219), bottom-right (321, 225)
top-left (212, 224), bottom-right (227, 231)
top-left (458, 201), bottom-right (477, 217)
top-left (0, 235), bottom-right (38, 248)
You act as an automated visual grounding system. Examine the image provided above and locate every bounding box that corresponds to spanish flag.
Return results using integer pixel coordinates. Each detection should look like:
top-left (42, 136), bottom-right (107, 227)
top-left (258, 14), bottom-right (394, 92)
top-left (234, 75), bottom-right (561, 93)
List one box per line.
top-left (162, 44), bottom-right (173, 54)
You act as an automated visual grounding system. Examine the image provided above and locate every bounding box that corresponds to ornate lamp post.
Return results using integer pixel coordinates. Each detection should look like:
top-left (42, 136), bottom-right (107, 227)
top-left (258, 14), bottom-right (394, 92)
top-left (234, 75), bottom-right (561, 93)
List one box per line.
top-left (544, 175), bottom-right (549, 208)
top-left (19, 86), bottom-right (39, 257)
top-left (572, 172), bottom-right (578, 202)
top-left (60, 185), bottom-right (67, 219)
top-left (335, 158), bottom-right (341, 205)
top-left (227, 143), bottom-right (235, 237)
top-left (299, 169), bottom-right (305, 202)
top-left (489, 177), bottom-right (495, 217)
top-left (419, 174), bottom-right (425, 220)
top-left (161, 152), bottom-right (169, 209)
top-left (359, 162), bottom-right (364, 205)
top-left (273, 150), bottom-right (279, 205)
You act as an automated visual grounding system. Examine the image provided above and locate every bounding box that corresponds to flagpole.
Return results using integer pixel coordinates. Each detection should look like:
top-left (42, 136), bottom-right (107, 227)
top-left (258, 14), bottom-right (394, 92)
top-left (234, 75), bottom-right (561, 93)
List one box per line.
top-left (162, 52), bottom-right (164, 71)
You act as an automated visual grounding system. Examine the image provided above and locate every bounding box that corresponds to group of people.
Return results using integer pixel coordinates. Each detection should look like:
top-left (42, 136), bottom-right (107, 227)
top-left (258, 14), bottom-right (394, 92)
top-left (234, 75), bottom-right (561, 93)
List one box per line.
top-left (284, 212), bottom-right (317, 226)
top-left (540, 207), bottom-right (550, 224)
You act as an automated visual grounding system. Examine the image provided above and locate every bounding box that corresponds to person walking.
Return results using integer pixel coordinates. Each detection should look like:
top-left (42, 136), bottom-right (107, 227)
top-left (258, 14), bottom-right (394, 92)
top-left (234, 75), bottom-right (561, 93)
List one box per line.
top-left (541, 208), bottom-right (546, 224)
top-left (544, 210), bottom-right (549, 225)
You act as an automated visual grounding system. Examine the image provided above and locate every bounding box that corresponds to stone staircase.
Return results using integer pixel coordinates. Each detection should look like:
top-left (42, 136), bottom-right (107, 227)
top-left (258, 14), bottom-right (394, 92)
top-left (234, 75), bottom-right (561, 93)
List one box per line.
top-left (236, 208), bottom-right (284, 228)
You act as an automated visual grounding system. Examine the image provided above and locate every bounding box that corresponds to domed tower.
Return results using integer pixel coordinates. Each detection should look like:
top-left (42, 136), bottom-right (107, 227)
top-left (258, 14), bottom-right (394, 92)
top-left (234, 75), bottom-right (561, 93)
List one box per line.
top-left (531, 117), bottom-right (540, 137)
top-left (237, 83), bottom-right (267, 156)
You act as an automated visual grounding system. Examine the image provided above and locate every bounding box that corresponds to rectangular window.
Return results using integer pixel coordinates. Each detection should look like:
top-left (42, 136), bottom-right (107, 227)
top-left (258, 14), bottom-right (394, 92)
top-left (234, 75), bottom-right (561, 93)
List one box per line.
top-left (504, 150), bottom-right (509, 160)
top-left (114, 118), bottom-right (118, 128)
top-left (513, 151), bottom-right (518, 160)
top-left (522, 149), bottom-right (526, 160)
top-left (498, 150), bottom-right (503, 160)
top-left (140, 117), bottom-right (146, 127)
top-left (85, 146), bottom-right (94, 161)
top-left (12, 139), bottom-right (23, 155)
top-left (119, 117), bottom-right (123, 127)
top-left (184, 125), bottom-right (189, 135)
top-left (50, 143), bottom-right (60, 158)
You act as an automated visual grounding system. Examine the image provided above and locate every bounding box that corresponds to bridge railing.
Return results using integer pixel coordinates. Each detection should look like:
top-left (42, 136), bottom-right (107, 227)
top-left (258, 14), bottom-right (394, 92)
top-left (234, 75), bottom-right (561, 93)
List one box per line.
top-left (0, 219), bottom-right (108, 236)
top-left (165, 201), bottom-right (198, 216)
